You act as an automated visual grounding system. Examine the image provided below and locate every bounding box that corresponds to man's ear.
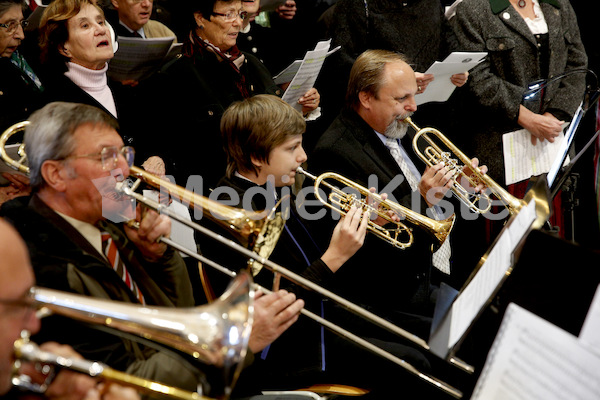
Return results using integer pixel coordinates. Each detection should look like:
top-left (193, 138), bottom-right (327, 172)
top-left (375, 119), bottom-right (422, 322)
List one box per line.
top-left (110, 0), bottom-right (119, 10)
top-left (358, 91), bottom-right (372, 110)
top-left (40, 160), bottom-right (69, 192)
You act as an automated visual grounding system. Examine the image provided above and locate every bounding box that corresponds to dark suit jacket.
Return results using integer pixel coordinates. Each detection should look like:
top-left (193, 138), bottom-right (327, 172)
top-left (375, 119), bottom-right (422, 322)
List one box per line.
top-left (0, 195), bottom-right (202, 390)
top-left (309, 108), bottom-right (438, 329)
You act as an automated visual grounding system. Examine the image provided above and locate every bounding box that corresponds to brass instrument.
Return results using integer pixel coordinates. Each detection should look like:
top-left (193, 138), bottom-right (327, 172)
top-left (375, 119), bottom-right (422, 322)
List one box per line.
top-left (0, 121), bottom-right (284, 276)
top-left (117, 183), bottom-right (464, 399)
top-left (14, 273), bottom-right (253, 399)
top-left (405, 117), bottom-right (527, 216)
top-left (0, 120), bottom-right (29, 174)
top-left (1, 121), bottom-right (464, 398)
top-left (297, 167), bottom-right (455, 250)
top-left (13, 333), bottom-right (208, 400)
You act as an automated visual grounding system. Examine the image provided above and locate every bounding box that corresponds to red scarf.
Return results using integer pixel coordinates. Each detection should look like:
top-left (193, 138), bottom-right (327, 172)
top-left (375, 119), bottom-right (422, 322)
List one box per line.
top-left (183, 31), bottom-right (250, 98)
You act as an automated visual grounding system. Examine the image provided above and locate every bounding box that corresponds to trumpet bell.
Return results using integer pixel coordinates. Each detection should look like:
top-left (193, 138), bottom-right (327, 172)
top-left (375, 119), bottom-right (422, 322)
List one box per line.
top-left (29, 272), bottom-right (254, 397)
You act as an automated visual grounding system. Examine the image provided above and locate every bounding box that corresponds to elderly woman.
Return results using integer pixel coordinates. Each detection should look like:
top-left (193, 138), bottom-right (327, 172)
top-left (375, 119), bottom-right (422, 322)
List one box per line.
top-left (0, 0), bottom-right (44, 131)
top-left (38, 0), bottom-right (120, 118)
top-left (0, 0), bottom-right (35, 202)
top-left (150, 0), bottom-right (321, 192)
top-left (450, 0), bottom-right (587, 238)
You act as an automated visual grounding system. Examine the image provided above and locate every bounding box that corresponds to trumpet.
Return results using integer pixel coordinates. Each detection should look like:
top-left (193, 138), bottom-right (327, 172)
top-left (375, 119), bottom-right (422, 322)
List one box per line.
top-left (1, 120), bottom-right (464, 398)
top-left (297, 167), bottom-right (455, 250)
top-left (405, 117), bottom-right (527, 216)
top-left (13, 333), bottom-right (208, 400)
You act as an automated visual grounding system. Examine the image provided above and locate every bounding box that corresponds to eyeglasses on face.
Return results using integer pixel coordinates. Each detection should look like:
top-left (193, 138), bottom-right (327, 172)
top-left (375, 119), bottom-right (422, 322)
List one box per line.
top-left (0, 19), bottom-right (29, 35)
top-left (126, 0), bottom-right (153, 4)
top-left (63, 146), bottom-right (135, 171)
top-left (211, 10), bottom-right (248, 22)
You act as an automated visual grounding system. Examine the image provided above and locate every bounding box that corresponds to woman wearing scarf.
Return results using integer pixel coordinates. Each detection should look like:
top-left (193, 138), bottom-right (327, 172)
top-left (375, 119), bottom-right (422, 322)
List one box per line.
top-left (0, 0), bottom-right (37, 203)
top-left (152, 0), bottom-right (320, 193)
top-left (0, 0), bottom-right (44, 132)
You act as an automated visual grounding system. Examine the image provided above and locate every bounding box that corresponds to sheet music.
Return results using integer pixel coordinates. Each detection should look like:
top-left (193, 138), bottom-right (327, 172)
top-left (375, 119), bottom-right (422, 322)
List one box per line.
top-left (444, 0), bottom-right (463, 19)
top-left (502, 123), bottom-right (570, 186)
top-left (273, 46), bottom-right (339, 85)
top-left (579, 284), bottom-right (600, 356)
top-left (415, 52), bottom-right (486, 105)
top-left (445, 200), bottom-right (537, 349)
top-left (143, 190), bottom-right (197, 256)
top-left (108, 36), bottom-right (179, 81)
top-left (281, 40), bottom-right (332, 112)
top-left (472, 303), bottom-right (600, 400)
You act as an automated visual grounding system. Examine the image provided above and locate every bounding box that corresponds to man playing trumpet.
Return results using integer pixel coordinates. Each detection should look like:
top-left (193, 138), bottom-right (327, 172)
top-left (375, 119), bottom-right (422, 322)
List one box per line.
top-left (0, 101), bottom-right (304, 397)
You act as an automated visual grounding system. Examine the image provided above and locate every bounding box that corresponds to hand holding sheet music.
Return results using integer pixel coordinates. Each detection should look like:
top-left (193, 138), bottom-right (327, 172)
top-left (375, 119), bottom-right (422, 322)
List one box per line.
top-left (415, 52), bottom-right (486, 105)
top-left (280, 40), bottom-right (334, 112)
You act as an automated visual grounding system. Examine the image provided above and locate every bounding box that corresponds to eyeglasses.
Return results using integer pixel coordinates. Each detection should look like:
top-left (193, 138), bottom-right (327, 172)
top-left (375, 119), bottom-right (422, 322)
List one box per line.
top-left (126, 0), bottom-right (153, 4)
top-left (64, 146), bottom-right (135, 171)
top-left (0, 19), bottom-right (29, 35)
top-left (211, 10), bottom-right (248, 22)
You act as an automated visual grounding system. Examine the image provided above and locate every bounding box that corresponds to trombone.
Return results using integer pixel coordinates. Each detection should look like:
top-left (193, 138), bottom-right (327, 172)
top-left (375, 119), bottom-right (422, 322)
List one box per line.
top-left (11, 272), bottom-right (253, 400)
top-left (297, 167), bottom-right (455, 250)
top-left (405, 117), bottom-right (527, 216)
top-left (1, 121), bottom-right (464, 398)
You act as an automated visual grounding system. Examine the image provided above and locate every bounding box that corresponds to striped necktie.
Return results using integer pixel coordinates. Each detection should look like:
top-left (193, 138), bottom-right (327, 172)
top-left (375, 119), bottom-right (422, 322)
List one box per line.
top-left (101, 232), bottom-right (146, 304)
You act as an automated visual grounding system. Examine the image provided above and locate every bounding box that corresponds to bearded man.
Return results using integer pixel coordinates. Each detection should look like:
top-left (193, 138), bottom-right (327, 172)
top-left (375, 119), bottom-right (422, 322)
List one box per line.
top-left (308, 50), bottom-right (486, 340)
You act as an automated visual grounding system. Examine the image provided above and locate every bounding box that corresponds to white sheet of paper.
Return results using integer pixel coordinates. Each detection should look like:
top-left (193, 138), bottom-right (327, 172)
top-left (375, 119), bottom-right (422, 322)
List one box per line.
top-left (415, 52), bottom-right (486, 105)
top-left (281, 40), bottom-right (332, 112)
top-left (502, 123), bottom-right (570, 186)
top-left (579, 285), bottom-right (600, 356)
top-left (142, 190), bottom-right (197, 256)
top-left (444, 0), bottom-right (463, 19)
top-left (472, 303), bottom-right (600, 400)
top-left (273, 46), bottom-right (339, 85)
top-left (446, 200), bottom-right (537, 349)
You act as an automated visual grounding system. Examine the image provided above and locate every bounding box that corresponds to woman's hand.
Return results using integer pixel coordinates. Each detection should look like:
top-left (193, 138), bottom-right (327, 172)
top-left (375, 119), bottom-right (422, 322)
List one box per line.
top-left (518, 106), bottom-right (564, 145)
top-left (298, 88), bottom-right (320, 115)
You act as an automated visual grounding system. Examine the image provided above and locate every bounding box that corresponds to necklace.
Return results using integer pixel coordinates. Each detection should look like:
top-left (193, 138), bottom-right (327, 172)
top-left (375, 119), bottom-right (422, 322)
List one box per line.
top-left (517, 0), bottom-right (526, 8)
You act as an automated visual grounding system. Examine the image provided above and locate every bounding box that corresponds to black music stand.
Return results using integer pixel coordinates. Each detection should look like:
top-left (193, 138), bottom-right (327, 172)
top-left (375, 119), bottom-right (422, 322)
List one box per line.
top-left (454, 229), bottom-right (600, 398)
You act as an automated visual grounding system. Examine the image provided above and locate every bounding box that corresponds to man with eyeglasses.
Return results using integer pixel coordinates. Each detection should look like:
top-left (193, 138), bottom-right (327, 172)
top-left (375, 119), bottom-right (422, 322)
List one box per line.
top-left (108, 0), bottom-right (176, 40)
top-left (0, 101), bottom-right (306, 398)
top-left (0, 101), bottom-right (203, 390)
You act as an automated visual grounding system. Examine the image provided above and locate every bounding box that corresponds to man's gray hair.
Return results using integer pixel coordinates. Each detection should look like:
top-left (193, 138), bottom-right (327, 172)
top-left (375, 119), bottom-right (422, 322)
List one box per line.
top-left (26, 102), bottom-right (119, 189)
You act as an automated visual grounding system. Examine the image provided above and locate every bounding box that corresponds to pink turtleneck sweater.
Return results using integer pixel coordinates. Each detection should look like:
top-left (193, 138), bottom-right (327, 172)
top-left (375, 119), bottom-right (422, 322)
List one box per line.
top-left (64, 62), bottom-right (117, 118)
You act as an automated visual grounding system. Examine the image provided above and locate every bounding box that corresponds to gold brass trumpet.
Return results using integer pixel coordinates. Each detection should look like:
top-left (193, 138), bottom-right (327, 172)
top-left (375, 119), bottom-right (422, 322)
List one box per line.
top-left (405, 117), bottom-right (527, 216)
top-left (13, 334), bottom-right (208, 400)
top-left (297, 167), bottom-right (455, 250)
